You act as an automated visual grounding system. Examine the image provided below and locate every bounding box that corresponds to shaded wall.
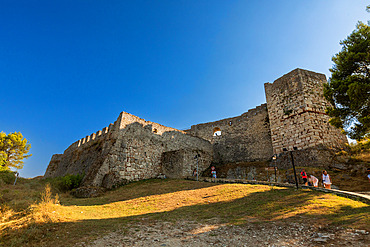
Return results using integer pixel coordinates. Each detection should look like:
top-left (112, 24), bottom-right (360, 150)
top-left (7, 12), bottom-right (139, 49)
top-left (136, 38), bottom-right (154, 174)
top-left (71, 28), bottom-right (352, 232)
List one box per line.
top-left (186, 104), bottom-right (273, 163)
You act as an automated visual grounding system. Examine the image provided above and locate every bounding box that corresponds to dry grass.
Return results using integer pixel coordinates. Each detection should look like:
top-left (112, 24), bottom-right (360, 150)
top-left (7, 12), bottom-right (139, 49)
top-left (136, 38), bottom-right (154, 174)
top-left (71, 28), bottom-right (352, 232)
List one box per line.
top-left (340, 138), bottom-right (370, 162)
top-left (0, 184), bottom-right (60, 228)
top-left (1, 179), bottom-right (369, 247)
top-left (352, 152), bottom-right (370, 162)
top-left (0, 183), bottom-right (62, 246)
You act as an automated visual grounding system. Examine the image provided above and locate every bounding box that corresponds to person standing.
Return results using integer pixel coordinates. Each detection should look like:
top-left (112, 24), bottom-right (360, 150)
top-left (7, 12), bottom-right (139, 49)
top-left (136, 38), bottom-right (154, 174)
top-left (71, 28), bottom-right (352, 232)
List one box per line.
top-left (300, 169), bottom-right (308, 186)
top-left (308, 175), bottom-right (318, 187)
top-left (322, 170), bottom-right (332, 189)
top-left (211, 166), bottom-right (217, 178)
top-left (192, 168), bottom-right (197, 177)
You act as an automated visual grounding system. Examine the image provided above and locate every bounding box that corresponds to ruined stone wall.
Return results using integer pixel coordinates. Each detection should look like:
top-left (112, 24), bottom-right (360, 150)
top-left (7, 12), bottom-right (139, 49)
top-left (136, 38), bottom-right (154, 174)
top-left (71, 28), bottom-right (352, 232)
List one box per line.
top-left (264, 68), bottom-right (348, 155)
top-left (44, 112), bottom-right (213, 189)
top-left (116, 111), bottom-right (184, 135)
top-left (98, 123), bottom-right (212, 185)
top-left (161, 148), bottom-right (212, 179)
top-left (186, 104), bottom-right (273, 163)
top-left (44, 123), bottom-right (115, 180)
top-left (272, 145), bottom-right (338, 169)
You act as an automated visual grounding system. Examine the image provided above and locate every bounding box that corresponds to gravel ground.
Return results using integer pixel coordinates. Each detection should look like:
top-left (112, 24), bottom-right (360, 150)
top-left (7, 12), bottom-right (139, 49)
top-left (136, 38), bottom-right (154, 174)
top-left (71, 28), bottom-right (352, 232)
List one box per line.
top-left (83, 220), bottom-right (370, 247)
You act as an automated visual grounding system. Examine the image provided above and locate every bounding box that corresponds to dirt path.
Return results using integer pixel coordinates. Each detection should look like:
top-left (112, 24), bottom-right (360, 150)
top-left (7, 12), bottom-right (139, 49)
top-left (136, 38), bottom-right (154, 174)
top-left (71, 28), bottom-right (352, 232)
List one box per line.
top-left (83, 220), bottom-right (370, 247)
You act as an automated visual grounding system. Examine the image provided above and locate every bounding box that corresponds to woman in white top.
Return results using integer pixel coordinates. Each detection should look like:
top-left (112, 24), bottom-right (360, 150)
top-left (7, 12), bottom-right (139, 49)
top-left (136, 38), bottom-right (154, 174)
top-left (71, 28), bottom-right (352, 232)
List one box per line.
top-left (322, 170), bottom-right (332, 189)
top-left (308, 175), bottom-right (318, 187)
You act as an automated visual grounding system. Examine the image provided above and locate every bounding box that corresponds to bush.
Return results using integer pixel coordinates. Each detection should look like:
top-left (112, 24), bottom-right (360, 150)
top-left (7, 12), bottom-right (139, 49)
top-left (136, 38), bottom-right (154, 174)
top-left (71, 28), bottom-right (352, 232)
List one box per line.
top-left (44, 173), bottom-right (84, 192)
top-left (349, 138), bottom-right (370, 154)
top-left (0, 170), bottom-right (15, 185)
top-left (60, 173), bottom-right (84, 191)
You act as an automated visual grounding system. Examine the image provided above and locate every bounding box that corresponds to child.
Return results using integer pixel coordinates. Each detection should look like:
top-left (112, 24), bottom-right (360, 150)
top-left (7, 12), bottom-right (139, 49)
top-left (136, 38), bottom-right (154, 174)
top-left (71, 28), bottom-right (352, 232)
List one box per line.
top-left (211, 166), bottom-right (217, 178)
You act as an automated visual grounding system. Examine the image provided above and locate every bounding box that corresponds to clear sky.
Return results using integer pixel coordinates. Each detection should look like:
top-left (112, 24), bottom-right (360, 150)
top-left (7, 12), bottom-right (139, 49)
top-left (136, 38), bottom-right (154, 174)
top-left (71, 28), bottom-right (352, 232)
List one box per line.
top-left (1, 1), bottom-right (369, 178)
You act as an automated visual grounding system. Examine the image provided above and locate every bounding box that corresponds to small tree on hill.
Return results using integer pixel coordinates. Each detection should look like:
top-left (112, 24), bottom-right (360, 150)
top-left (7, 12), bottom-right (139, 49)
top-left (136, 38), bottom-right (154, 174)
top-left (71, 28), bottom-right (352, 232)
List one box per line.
top-left (323, 20), bottom-right (370, 140)
top-left (0, 132), bottom-right (32, 170)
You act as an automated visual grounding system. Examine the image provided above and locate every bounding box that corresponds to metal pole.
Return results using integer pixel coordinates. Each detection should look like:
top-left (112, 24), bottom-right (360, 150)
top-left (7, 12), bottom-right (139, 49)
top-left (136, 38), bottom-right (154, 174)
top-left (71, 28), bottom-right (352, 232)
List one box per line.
top-left (274, 157), bottom-right (277, 183)
top-left (290, 151), bottom-right (299, 190)
top-left (196, 155), bottom-right (199, 181)
top-left (13, 172), bottom-right (19, 185)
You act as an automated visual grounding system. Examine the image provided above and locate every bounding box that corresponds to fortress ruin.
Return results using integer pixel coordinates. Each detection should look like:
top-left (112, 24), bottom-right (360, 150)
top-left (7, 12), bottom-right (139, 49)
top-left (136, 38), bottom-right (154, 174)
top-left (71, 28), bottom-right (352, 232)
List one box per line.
top-left (44, 68), bottom-right (348, 188)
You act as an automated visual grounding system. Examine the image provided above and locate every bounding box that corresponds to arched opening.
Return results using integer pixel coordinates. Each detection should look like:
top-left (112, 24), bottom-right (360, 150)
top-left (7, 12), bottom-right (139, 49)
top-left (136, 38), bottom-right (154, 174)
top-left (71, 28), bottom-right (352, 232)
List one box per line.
top-left (213, 127), bottom-right (221, 136)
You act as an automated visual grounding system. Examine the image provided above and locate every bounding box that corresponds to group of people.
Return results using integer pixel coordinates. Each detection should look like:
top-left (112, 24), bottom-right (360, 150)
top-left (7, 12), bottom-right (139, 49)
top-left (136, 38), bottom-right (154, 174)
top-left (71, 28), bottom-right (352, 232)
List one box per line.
top-left (192, 165), bottom-right (368, 189)
top-left (300, 169), bottom-right (332, 189)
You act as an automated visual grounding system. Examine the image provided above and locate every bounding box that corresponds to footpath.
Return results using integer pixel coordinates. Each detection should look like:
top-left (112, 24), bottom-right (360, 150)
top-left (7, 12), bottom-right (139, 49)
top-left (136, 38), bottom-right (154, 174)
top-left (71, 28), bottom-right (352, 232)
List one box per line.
top-left (186, 176), bottom-right (370, 204)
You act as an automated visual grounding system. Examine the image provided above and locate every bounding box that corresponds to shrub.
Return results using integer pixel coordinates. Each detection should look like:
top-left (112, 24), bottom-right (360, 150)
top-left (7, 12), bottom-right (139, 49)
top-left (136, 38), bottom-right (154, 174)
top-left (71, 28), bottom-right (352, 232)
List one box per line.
top-left (349, 138), bottom-right (370, 154)
top-left (0, 170), bottom-right (15, 185)
top-left (60, 173), bottom-right (84, 191)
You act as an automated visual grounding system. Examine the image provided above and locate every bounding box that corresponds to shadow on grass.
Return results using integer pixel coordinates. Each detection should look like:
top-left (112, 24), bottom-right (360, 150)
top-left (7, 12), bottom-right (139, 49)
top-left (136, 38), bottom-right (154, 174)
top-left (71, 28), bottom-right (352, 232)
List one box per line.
top-left (61, 178), bottom-right (220, 206)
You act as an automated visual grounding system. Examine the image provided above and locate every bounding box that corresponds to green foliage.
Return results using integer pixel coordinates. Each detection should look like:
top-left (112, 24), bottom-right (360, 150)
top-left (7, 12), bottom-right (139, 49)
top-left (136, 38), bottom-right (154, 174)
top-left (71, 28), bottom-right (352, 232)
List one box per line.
top-left (52, 173), bottom-right (84, 191)
top-left (0, 164), bottom-right (10, 172)
top-left (348, 138), bottom-right (370, 154)
top-left (0, 170), bottom-right (16, 185)
top-left (0, 132), bottom-right (32, 170)
top-left (324, 21), bottom-right (370, 140)
top-left (61, 174), bottom-right (83, 190)
top-left (44, 173), bottom-right (84, 192)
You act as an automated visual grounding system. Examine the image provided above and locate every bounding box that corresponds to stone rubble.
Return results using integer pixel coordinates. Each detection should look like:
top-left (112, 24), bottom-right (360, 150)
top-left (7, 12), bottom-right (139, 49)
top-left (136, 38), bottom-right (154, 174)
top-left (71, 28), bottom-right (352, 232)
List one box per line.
top-left (83, 220), bottom-right (370, 247)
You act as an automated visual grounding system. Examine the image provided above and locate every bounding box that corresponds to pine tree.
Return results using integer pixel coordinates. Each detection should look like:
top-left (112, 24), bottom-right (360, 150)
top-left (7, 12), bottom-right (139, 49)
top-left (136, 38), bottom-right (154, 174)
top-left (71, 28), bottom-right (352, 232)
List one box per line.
top-left (0, 132), bottom-right (32, 170)
top-left (323, 21), bottom-right (370, 140)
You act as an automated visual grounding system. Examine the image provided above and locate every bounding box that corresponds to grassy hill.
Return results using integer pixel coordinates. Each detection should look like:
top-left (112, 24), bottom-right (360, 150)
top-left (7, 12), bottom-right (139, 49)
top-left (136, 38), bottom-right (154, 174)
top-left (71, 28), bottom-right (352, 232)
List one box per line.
top-left (1, 140), bottom-right (369, 246)
top-left (1, 177), bottom-right (369, 246)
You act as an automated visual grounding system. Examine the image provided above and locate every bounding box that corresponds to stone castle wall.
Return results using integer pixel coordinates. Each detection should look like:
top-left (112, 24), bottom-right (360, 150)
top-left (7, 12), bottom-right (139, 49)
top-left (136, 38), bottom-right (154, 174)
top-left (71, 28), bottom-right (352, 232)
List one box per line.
top-left (264, 69), bottom-right (348, 155)
top-left (186, 104), bottom-right (273, 163)
top-left (95, 121), bottom-right (213, 188)
top-left (44, 112), bottom-right (213, 188)
top-left (44, 68), bottom-right (349, 191)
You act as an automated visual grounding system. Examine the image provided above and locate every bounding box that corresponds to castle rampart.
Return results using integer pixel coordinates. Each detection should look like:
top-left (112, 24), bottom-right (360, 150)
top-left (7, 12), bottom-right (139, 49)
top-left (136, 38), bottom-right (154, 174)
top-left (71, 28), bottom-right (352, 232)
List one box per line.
top-left (186, 104), bottom-right (273, 163)
top-left (44, 111), bottom-right (213, 188)
top-left (45, 68), bottom-right (349, 192)
top-left (264, 68), bottom-right (348, 155)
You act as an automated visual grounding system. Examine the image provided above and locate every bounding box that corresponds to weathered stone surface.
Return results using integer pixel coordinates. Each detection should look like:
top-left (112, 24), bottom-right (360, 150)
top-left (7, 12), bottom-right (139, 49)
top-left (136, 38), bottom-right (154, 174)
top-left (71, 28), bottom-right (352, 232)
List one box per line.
top-left (44, 112), bottom-right (213, 189)
top-left (264, 69), bottom-right (348, 155)
top-left (272, 145), bottom-right (340, 169)
top-left (161, 148), bottom-right (212, 178)
top-left (331, 163), bottom-right (349, 170)
top-left (186, 104), bottom-right (273, 164)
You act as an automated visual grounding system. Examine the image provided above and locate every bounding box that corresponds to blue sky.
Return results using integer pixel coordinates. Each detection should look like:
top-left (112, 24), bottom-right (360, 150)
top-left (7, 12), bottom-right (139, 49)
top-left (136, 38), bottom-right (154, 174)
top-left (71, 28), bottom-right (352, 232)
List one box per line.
top-left (1, 1), bottom-right (369, 178)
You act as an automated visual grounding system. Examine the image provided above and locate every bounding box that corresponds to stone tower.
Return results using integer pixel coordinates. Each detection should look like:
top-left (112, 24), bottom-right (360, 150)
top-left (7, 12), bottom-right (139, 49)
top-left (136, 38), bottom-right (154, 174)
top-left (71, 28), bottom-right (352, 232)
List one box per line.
top-left (264, 68), bottom-right (348, 155)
